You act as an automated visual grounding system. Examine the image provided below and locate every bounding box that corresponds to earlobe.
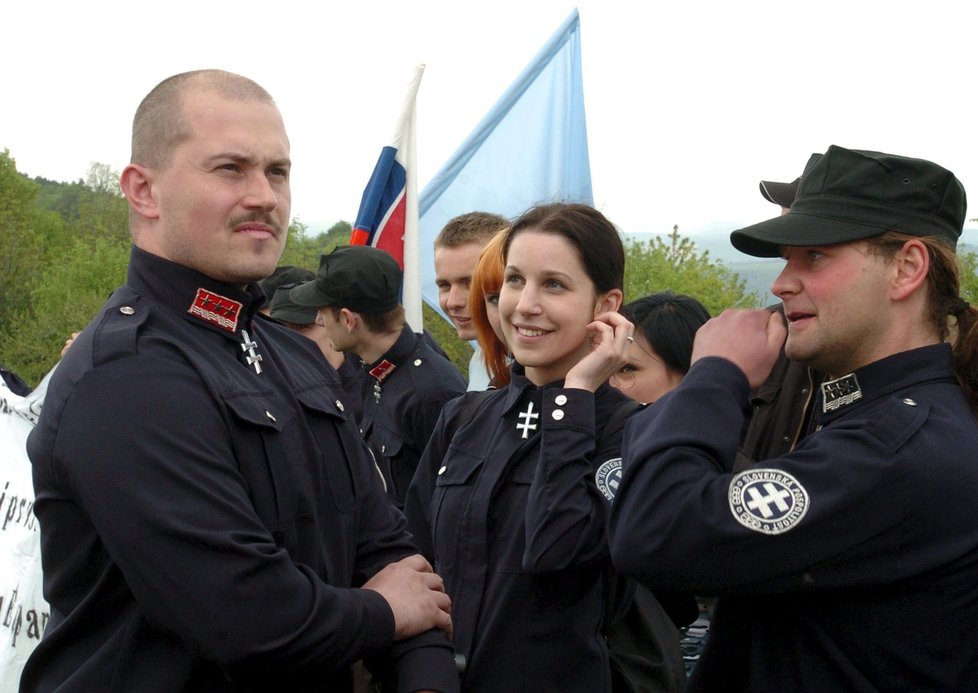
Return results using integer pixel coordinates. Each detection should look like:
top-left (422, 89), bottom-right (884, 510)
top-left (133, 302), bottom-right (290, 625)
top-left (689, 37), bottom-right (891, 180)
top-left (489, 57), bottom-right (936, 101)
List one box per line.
top-left (890, 239), bottom-right (929, 301)
top-left (119, 164), bottom-right (160, 220)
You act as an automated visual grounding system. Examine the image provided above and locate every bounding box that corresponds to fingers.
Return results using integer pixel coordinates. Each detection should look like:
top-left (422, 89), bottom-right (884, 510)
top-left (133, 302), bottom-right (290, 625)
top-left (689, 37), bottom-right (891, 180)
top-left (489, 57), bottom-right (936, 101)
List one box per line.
top-left (398, 553), bottom-right (433, 573)
top-left (766, 308), bottom-right (788, 351)
top-left (589, 312), bottom-right (634, 352)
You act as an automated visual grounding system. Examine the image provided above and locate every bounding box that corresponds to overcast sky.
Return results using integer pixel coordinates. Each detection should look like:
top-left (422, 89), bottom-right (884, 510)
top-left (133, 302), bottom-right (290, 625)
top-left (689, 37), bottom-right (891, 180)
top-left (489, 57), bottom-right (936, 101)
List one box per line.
top-left (2, 0), bottom-right (974, 239)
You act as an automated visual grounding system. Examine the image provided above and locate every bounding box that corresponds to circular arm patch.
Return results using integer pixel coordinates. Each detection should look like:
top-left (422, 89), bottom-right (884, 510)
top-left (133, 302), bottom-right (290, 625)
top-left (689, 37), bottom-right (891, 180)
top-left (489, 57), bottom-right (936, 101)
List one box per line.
top-left (729, 468), bottom-right (810, 535)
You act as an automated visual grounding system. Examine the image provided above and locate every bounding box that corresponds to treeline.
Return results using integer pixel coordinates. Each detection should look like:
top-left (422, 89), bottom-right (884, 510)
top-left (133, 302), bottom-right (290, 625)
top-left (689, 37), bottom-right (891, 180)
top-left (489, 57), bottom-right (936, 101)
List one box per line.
top-left (30, 148), bottom-right (970, 387)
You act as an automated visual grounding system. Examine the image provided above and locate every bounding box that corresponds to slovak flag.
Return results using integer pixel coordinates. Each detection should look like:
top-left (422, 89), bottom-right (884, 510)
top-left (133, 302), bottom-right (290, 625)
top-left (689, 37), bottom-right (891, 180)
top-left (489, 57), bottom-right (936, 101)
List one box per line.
top-left (350, 146), bottom-right (407, 262)
top-left (350, 65), bottom-right (424, 331)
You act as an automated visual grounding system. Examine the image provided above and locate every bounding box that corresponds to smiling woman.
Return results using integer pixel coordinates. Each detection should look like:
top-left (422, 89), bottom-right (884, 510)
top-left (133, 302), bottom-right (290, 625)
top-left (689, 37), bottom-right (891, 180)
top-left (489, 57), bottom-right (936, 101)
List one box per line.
top-left (405, 203), bottom-right (690, 691)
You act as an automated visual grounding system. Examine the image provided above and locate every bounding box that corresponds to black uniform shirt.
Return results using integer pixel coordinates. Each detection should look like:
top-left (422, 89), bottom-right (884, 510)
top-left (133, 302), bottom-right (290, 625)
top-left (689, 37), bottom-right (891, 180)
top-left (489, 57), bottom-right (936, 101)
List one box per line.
top-left (405, 366), bottom-right (632, 692)
top-left (610, 344), bottom-right (978, 690)
top-left (23, 247), bottom-right (456, 692)
top-left (359, 325), bottom-right (465, 508)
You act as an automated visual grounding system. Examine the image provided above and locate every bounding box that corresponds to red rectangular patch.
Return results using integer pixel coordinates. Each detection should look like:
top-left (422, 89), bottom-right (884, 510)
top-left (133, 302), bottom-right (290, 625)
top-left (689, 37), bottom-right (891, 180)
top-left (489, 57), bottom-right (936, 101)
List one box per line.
top-left (187, 289), bottom-right (243, 333)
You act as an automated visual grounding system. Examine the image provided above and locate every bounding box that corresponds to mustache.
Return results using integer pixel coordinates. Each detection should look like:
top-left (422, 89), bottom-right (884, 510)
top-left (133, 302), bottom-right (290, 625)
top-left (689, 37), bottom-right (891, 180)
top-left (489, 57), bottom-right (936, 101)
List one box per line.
top-left (229, 212), bottom-right (283, 235)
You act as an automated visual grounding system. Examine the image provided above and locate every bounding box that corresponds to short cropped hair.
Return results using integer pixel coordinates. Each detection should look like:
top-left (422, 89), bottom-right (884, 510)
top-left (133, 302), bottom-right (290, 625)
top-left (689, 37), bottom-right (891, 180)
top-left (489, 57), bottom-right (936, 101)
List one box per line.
top-left (131, 69), bottom-right (274, 170)
top-left (434, 212), bottom-right (509, 249)
top-left (324, 304), bottom-right (406, 334)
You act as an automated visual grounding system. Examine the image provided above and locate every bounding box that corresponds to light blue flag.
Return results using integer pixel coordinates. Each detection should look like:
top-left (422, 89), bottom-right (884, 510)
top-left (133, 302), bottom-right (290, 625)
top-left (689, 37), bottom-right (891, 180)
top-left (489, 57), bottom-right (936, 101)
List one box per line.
top-left (418, 8), bottom-right (593, 317)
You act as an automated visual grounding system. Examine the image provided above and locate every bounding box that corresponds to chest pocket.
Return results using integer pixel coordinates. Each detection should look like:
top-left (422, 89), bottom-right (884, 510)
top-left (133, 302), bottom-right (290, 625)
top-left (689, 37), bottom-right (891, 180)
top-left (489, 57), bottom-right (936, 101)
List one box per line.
top-left (432, 447), bottom-right (485, 573)
top-left (295, 386), bottom-right (359, 515)
top-left (367, 425), bottom-right (406, 502)
top-left (222, 389), bottom-right (299, 543)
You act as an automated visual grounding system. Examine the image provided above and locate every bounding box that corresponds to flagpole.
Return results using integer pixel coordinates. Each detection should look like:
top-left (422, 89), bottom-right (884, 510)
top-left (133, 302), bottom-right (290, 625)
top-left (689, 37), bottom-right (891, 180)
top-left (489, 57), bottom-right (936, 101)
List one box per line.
top-left (400, 64), bottom-right (425, 332)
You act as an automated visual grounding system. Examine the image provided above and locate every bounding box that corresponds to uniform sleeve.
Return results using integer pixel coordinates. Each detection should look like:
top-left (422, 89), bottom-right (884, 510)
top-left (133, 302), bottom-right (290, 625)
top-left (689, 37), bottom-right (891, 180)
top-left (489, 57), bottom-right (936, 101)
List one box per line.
top-left (405, 364), bottom-right (466, 461)
top-left (609, 357), bottom-right (920, 595)
top-left (40, 353), bottom-right (431, 675)
top-left (334, 409), bottom-right (457, 692)
top-left (522, 388), bottom-right (614, 573)
top-left (403, 399), bottom-right (464, 563)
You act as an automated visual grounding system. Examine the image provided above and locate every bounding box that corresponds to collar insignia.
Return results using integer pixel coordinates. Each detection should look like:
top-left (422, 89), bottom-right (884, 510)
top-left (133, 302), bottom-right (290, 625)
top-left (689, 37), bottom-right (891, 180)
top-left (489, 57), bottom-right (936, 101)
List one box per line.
top-left (188, 289), bottom-right (242, 333)
top-left (516, 401), bottom-right (539, 439)
top-left (369, 359), bottom-right (397, 383)
top-left (821, 373), bottom-right (862, 413)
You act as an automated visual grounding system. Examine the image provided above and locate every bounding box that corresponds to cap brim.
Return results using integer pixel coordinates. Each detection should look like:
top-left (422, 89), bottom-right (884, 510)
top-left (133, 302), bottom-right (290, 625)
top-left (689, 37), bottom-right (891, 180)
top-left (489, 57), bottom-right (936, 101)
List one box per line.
top-left (289, 280), bottom-right (329, 307)
top-left (270, 306), bottom-right (317, 325)
top-left (759, 180), bottom-right (798, 208)
top-left (730, 212), bottom-right (890, 258)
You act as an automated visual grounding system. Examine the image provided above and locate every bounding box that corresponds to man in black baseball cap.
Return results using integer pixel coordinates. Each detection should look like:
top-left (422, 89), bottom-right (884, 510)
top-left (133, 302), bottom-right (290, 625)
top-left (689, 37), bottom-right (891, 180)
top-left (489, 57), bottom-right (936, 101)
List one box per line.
top-left (291, 245), bottom-right (465, 508)
top-left (733, 145), bottom-right (966, 256)
top-left (610, 145), bottom-right (978, 690)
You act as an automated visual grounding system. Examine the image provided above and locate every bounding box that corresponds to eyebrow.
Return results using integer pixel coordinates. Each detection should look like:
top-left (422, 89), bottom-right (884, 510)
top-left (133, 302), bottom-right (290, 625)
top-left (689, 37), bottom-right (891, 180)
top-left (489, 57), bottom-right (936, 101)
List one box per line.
top-left (206, 152), bottom-right (292, 169)
top-left (506, 264), bottom-right (575, 281)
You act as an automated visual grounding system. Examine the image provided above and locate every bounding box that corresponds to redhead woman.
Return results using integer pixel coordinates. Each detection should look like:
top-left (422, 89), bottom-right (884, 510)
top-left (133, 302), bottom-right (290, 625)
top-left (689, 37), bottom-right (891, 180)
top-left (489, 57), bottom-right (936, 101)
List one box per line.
top-left (405, 203), bottom-right (637, 691)
top-left (468, 228), bottom-right (510, 387)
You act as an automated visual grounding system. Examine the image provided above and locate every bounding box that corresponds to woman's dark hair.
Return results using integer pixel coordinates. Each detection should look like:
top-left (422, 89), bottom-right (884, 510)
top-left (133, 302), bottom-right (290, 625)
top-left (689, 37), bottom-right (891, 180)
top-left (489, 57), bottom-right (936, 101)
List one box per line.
top-left (504, 203), bottom-right (624, 293)
top-left (620, 292), bottom-right (710, 375)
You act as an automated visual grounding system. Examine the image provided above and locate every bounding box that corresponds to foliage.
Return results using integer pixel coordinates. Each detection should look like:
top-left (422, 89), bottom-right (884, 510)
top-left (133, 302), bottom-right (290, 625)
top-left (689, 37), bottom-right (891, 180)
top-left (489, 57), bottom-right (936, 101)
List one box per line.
top-left (3, 236), bottom-right (130, 383)
top-left (7, 150), bottom-right (978, 388)
top-left (623, 226), bottom-right (759, 315)
top-left (279, 220), bottom-right (354, 270)
top-left (423, 303), bottom-right (472, 378)
top-left (960, 250), bottom-right (978, 305)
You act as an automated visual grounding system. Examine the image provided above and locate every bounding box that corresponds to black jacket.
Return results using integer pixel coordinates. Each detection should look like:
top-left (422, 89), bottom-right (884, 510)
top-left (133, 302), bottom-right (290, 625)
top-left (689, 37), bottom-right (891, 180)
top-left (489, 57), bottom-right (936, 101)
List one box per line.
top-left (23, 247), bottom-right (456, 692)
top-left (611, 346), bottom-right (978, 690)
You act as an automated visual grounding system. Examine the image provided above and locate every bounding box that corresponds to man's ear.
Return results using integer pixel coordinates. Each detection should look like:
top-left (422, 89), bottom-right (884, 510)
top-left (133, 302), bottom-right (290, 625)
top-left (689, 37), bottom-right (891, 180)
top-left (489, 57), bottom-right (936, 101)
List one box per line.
top-left (339, 308), bottom-right (358, 333)
top-left (890, 239), bottom-right (929, 302)
top-left (119, 164), bottom-right (160, 220)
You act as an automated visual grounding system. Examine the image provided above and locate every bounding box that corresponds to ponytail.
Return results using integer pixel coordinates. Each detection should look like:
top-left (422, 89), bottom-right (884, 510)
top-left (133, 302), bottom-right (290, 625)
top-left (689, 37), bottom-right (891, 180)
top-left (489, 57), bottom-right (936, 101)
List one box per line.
top-left (868, 232), bottom-right (978, 417)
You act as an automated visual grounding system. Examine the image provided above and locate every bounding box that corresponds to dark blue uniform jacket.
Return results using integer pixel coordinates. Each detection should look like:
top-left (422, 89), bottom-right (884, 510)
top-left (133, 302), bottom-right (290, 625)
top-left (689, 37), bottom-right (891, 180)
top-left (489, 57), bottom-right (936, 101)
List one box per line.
top-left (360, 326), bottom-right (465, 508)
top-left (610, 345), bottom-right (978, 691)
top-left (405, 367), bottom-right (632, 692)
top-left (22, 247), bottom-right (456, 692)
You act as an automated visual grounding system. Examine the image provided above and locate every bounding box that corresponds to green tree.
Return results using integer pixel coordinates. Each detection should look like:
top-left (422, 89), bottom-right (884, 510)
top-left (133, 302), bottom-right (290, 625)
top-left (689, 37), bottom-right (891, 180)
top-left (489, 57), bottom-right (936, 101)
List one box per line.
top-left (959, 250), bottom-right (978, 305)
top-left (423, 303), bottom-right (472, 378)
top-left (3, 235), bottom-right (130, 384)
top-left (319, 221), bottom-right (352, 249)
top-left (623, 226), bottom-right (758, 315)
top-left (0, 151), bottom-right (69, 368)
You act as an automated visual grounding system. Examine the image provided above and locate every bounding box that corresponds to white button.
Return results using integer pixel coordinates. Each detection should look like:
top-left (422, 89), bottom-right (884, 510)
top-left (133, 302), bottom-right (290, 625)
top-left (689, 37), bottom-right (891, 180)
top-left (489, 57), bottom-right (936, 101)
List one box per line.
top-left (381, 444), bottom-right (386, 453)
top-left (120, 306), bottom-right (135, 315)
top-left (336, 400), bottom-right (345, 411)
top-left (265, 411), bottom-right (276, 422)
top-left (414, 359), bottom-right (422, 366)
top-left (438, 465), bottom-right (447, 475)
top-left (555, 394), bottom-right (568, 406)
top-left (552, 409), bottom-right (564, 421)
top-left (902, 398), bottom-right (918, 406)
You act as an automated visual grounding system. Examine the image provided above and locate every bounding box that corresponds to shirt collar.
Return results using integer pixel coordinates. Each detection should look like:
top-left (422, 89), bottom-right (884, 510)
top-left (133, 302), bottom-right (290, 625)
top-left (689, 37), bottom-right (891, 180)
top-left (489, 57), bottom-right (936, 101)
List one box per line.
top-left (816, 343), bottom-right (957, 423)
top-left (127, 246), bottom-right (263, 341)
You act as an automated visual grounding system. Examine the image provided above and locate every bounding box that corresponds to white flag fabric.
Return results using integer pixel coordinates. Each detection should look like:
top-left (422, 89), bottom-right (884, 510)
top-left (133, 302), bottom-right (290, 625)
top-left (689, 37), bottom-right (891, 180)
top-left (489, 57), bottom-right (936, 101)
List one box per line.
top-left (0, 369), bottom-right (52, 690)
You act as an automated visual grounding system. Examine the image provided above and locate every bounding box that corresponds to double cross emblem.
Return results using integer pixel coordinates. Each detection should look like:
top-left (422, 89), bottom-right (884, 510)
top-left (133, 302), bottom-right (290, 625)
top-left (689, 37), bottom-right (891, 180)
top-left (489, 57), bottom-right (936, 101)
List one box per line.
top-left (516, 401), bottom-right (539, 439)
top-left (240, 330), bottom-right (263, 375)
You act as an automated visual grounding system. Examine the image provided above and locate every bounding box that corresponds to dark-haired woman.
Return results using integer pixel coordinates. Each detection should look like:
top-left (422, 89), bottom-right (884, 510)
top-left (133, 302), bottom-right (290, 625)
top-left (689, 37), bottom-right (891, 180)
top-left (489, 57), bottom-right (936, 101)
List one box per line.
top-left (611, 292), bottom-right (710, 404)
top-left (405, 203), bottom-right (635, 691)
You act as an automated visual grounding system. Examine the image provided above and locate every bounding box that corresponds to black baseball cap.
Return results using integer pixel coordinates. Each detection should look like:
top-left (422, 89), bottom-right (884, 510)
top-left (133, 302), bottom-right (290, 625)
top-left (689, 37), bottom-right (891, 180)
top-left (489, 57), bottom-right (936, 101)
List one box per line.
top-left (290, 245), bottom-right (402, 314)
top-left (268, 286), bottom-right (318, 325)
top-left (732, 145), bottom-right (967, 257)
top-left (259, 266), bottom-right (315, 301)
